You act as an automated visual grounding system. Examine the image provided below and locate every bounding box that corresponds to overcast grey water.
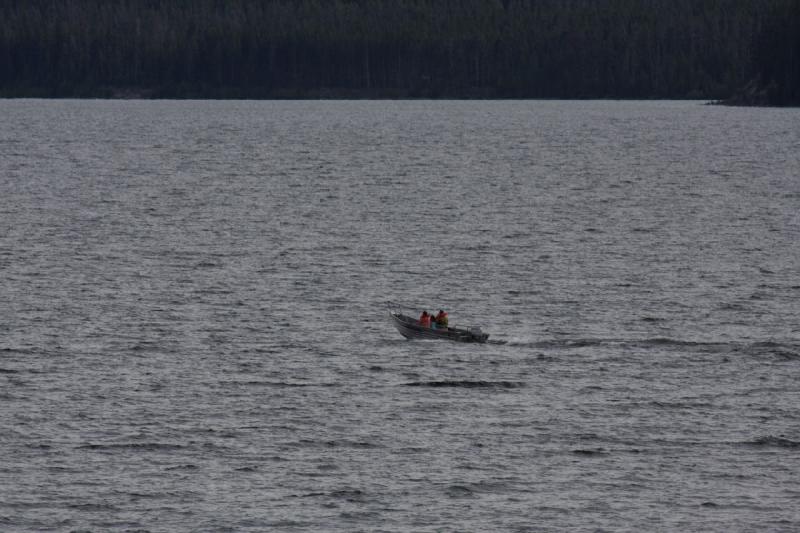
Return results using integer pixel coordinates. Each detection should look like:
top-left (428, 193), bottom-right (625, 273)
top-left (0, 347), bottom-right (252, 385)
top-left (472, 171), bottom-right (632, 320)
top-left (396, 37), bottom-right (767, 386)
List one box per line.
top-left (1, 99), bottom-right (799, 532)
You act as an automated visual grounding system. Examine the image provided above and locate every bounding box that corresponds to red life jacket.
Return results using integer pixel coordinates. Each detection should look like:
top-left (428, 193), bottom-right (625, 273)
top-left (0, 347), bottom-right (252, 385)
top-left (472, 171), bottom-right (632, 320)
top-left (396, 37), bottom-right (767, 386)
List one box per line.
top-left (419, 313), bottom-right (431, 327)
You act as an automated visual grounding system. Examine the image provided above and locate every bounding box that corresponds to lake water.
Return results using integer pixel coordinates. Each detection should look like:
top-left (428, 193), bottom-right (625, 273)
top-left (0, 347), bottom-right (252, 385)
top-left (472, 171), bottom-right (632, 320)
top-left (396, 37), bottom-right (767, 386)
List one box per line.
top-left (1, 99), bottom-right (799, 532)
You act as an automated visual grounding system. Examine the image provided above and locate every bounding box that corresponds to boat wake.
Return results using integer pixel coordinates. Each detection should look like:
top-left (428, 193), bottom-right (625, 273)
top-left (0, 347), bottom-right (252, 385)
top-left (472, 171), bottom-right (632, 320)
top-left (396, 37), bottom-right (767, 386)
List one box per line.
top-left (742, 436), bottom-right (800, 448)
top-left (498, 337), bottom-right (800, 358)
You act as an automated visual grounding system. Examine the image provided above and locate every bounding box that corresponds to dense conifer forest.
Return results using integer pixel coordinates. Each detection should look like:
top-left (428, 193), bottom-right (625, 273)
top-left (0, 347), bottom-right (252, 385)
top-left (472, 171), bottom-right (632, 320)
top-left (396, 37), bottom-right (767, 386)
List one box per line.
top-left (0, 0), bottom-right (797, 103)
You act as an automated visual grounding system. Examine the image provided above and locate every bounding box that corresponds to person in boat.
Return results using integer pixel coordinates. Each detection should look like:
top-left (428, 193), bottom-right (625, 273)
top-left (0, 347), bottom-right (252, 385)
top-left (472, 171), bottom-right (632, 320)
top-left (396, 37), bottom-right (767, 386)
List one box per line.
top-left (434, 309), bottom-right (448, 329)
top-left (419, 310), bottom-right (431, 328)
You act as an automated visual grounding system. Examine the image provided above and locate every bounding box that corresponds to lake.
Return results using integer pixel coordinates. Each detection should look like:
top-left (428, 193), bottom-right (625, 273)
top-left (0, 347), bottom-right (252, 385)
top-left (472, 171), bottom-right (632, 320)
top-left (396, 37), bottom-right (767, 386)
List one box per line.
top-left (1, 99), bottom-right (799, 531)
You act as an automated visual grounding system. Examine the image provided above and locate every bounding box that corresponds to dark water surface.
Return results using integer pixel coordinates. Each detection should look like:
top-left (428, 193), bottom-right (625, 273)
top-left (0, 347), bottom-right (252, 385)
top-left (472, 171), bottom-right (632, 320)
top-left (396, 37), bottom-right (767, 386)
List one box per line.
top-left (2, 100), bottom-right (799, 531)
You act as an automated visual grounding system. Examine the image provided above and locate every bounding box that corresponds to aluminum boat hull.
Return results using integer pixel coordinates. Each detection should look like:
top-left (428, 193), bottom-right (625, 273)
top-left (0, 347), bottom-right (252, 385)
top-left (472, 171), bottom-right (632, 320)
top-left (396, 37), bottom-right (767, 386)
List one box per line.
top-left (389, 311), bottom-right (490, 343)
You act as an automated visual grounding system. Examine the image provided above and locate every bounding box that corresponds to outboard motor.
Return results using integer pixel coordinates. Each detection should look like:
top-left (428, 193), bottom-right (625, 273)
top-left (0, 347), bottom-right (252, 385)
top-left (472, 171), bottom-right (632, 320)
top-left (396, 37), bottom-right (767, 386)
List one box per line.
top-left (468, 326), bottom-right (489, 343)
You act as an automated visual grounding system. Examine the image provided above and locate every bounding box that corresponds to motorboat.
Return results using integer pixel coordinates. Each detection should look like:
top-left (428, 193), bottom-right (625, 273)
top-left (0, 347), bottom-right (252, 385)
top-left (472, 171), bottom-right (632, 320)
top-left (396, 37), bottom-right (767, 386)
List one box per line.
top-left (387, 302), bottom-right (492, 343)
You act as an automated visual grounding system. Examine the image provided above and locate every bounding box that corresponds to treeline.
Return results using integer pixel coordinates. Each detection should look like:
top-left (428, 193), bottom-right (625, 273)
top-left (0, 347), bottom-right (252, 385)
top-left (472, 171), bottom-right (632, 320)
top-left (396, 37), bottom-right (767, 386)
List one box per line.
top-left (748, 0), bottom-right (800, 105)
top-left (0, 0), bottom-right (797, 102)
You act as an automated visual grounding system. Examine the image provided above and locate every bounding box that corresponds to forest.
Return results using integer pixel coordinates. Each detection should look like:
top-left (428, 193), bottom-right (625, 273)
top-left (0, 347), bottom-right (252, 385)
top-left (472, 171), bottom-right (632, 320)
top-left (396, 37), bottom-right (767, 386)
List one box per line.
top-left (0, 0), bottom-right (797, 103)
